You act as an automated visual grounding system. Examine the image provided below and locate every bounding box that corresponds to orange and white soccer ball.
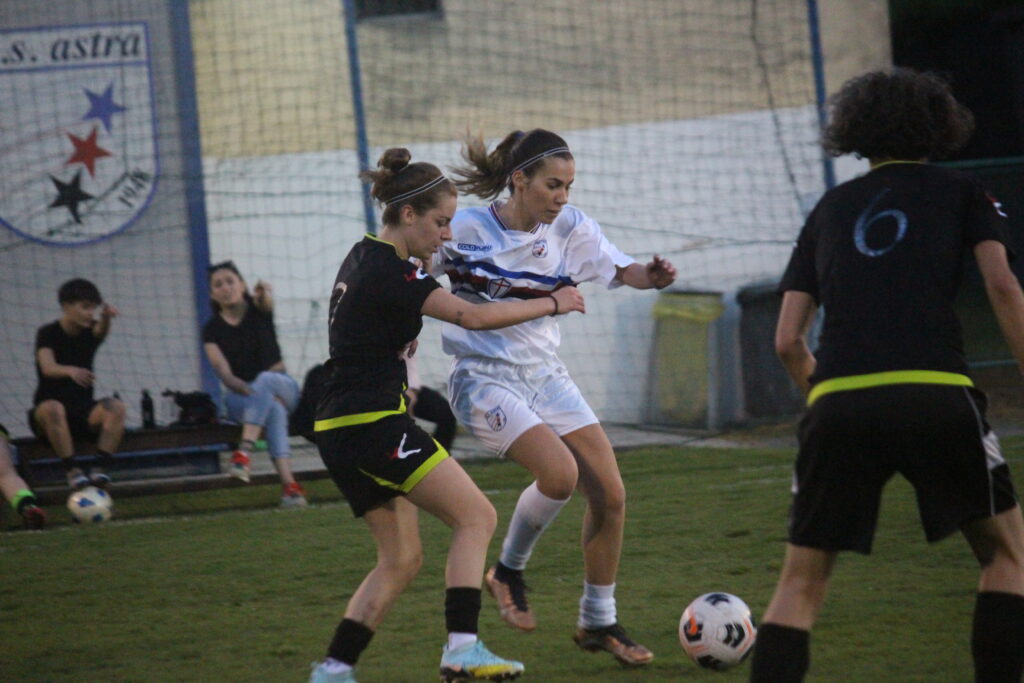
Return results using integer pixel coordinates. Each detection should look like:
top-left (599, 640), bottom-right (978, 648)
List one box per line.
top-left (679, 592), bottom-right (757, 670)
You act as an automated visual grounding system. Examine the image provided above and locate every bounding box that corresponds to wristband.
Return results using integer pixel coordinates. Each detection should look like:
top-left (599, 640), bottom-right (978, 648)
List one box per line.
top-left (546, 294), bottom-right (559, 316)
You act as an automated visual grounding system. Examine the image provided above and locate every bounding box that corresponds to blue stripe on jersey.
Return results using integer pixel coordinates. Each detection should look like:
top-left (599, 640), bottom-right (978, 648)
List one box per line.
top-left (448, 256), bottom-right (574, 287)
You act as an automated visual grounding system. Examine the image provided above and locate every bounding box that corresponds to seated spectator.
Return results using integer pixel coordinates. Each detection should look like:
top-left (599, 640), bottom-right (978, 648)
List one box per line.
top-left (30, 278), bottom-right (125, 490)
top-left (403, 350), bottom-right (457, 452)
top-left (203, 261), bottom-right (307, 508)
top-left (0, 424), bottom-right (46, 529)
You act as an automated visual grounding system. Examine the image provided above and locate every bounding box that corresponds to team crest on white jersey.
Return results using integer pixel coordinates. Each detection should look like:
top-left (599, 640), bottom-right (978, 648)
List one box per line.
top-left (532, 238), bottom-right (548, 258)
top-left (485, 406), bottom-right (507, 432)
top-left (486, 277), bottom-right (513, 299)
top-left (0, 23), bottom-right (159, 246)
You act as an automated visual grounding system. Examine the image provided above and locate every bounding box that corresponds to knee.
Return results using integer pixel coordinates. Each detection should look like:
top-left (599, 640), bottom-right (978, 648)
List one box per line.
top-left (456, 497), bottom-right (498, 537)
top-left (384, 546), bottom-right (424, 585)
top-left (536, 459), bottom-right (578, 501)
top-left (105, 399), bottom-right (127, 423)
top-left (35, 401), bottom-right (66, 426)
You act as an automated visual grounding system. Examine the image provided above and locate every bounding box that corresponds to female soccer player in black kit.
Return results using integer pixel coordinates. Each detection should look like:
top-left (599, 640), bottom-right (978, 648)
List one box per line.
top-left (750, 69), bottom-right (1024, 682)
top-left (308, 149), bottom-right (585, 683)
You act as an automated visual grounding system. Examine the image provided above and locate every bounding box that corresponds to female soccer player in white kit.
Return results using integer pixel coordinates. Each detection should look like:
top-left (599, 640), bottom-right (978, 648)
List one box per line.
top-left (437, 128), bottom-right (677, 666)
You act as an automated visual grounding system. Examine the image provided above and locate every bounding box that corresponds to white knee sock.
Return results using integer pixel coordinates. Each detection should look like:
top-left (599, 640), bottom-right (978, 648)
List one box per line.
top-left (578, 581), bottom-right (617, 629)
top-left (498, 481), bottom-right (570, 570)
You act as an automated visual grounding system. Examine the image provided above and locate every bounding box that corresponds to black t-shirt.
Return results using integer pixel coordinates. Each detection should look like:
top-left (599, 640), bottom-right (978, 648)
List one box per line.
top-left (317, 235), bottom-right (441, 422)
top-left (33, 320), bottom-right (104, 408)
top-left (779, 163), bottom-right (1012, 385)
top-left (202, 304), bottom-right (283, 383)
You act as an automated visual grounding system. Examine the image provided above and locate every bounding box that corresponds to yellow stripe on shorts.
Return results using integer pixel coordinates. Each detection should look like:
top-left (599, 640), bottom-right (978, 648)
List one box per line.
top-left (807, 370), bottom-right (973, 407)
top-left (314, 392), bottom-right (407, 432)
top-left (358, 445), bottom-right (450, 493)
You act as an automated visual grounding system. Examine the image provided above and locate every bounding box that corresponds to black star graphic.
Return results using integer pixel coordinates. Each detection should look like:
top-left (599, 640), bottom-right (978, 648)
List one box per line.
top-left (48, 171), bottom-right (94, 223)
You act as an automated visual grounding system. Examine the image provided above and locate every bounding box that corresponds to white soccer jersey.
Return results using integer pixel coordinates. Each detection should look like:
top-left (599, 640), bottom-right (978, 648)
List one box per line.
top-left (436, 201), bottom-right (635, 364)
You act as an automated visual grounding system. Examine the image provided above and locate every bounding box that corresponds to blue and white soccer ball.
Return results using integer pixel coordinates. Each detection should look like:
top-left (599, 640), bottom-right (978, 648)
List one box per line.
top-left (67, 486), bottom-right (113, 524)
top-left (679, 592), bottom-right (757, 670)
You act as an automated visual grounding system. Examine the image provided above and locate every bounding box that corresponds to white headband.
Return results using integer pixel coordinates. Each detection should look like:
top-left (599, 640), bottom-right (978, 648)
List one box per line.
top-left (384, 174), bottom-right (448, 206)
top-left (509, 146), bottom-right (571, 176)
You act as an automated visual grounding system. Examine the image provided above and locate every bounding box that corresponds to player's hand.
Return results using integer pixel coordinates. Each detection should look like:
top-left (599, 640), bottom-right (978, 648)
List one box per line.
top-left (646, 255), bottom-right (677, 290)
top-left (552, 286), bottom-right (585, 315)
top-left (68, 367), bottom-right (95, 387)
top-left (100, 303), bottom-right (119, 318)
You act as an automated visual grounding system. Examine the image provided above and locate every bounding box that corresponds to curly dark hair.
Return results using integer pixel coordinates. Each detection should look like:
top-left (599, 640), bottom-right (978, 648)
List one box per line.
top-left (822, 68), bottom-right (975, 161)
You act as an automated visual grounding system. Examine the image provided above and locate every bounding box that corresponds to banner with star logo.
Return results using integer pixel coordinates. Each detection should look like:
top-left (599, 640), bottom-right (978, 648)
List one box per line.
top-left (0, 22), bottom-right (159, 246)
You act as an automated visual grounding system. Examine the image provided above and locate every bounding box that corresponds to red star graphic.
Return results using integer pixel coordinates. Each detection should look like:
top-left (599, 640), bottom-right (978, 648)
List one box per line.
top-left (65, 126), bottom-right (112, 177)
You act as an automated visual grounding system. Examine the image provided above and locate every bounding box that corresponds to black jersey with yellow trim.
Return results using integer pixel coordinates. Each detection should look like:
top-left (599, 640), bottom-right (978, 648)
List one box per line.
top-left (316, 235), bottom-right (441, 429)
top-left (779, 162), bottom-right (1013, 385)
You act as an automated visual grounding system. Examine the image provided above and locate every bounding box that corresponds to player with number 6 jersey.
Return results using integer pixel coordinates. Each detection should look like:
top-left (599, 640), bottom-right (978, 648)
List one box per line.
top-left (751, 68), bottom-right (1024, 683)
top-left (308, 148), bottom-right (584, 683)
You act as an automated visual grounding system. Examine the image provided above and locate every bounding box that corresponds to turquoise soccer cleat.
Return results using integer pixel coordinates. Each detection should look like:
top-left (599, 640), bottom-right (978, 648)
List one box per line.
top-left (439, 639), bottom-right (524, 681)
top-left (308, 662), bottom-right (357, 683)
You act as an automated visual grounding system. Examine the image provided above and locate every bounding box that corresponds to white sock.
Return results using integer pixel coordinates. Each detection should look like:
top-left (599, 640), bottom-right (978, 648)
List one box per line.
top-left (578, 581), bottom-right (617, 629)
top-left (321, 658), bottom-right (352, 674)
top-left (499, 481), bottom-right (570, 570)
top-left (447, 632), bottom-right (478, 650)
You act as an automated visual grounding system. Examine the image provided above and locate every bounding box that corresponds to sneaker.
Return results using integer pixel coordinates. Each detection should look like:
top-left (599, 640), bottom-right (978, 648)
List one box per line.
top-left (485, 565), bottom-right (536, 632)
top-left (573, 622), bottom-right (653, 666)
top-left (228, 451), bottom-right (251, 483)
top-left (88, 468), bottom-right (112, 489)
top-left (280, 482), bottom-right (308, 508)
top-left (67, 468), bottom-right (90, 491)
top-left (439, 639), bottom-right (524, 681)
top-left (308, 661), bottom-right (357, 682)
top-left (20, 504), bottom-right (47, 530)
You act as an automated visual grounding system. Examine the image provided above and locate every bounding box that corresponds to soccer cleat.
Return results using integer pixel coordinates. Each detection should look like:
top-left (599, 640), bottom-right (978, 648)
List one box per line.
top-left (88, 469), bottom-right (112, 489)
top-left (20, 504), bottom-right (47, 530)
top-left (308, 662), bottom-right (357, 682)
top-left (67, 469), bottom-right (90, 491)
top-left (573, 622), bottom-right (654, 666)
top-left (439, 639), bottom-right (524, 681)
top-left (228, 451), bottom-right (251, 483)
top-left (485, 565), bottom-right (536, 632)
top-left (280, 481), bottom-right (309, 508)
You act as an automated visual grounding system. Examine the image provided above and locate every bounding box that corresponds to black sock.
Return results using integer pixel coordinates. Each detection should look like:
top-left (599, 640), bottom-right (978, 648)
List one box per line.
top-left (972, 591), bottom-right (1024, 683)
top-left (493, 561), bottom-right (520, 583)
top-left (326, 618), bottom-right (373, 666)
top-left (14, 492), bottom-right (38, 513)
top-left (445, 587), bottom-right (482, 635)
top-left (95, 449), bottom-right (115, 468)
top-left (749, 623), bottom-right (810, 683)
top-left (60, 456), bottom-right (79, 472)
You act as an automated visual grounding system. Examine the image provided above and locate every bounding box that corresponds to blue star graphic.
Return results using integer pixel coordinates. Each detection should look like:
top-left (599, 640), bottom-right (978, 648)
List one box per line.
top-left (81, 83), bottom-right (127, 132)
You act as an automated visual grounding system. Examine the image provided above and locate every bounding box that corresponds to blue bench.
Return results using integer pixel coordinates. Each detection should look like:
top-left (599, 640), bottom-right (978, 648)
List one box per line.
top-left (10, 423), bottom-right (239, 490)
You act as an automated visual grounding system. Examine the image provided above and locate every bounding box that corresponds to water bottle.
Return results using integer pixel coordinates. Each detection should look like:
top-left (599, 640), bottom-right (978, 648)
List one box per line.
top-left (141, 390), bottom-right (155, 429)
top-left (161, 389), bottom-right (177, 426)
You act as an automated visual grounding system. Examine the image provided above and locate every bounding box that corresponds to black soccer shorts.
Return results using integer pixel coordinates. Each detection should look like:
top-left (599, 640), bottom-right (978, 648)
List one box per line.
top-left (789, 383), bottom-right (1018, 554)
top-left (316, 413), bottom-right (449, 517)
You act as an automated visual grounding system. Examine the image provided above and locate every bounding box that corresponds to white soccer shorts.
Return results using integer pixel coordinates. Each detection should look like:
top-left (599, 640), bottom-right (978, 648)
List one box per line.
top-left (447, 356), bottom-right (599, 456)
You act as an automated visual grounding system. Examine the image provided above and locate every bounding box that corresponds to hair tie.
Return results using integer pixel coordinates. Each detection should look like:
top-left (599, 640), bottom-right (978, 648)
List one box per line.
top-left (384, 174), bottom-right (448, 206)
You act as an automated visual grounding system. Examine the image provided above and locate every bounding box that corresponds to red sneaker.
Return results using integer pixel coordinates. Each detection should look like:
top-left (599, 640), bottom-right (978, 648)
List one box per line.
top-left (228, 451), bottom-right (251, 483)
top-left (280, 481), bottom-right (308, 508)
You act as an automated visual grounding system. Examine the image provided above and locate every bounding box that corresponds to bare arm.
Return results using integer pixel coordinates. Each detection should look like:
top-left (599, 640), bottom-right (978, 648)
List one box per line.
top-left (93, 303), bottom-right (118, 339)
top-left (203, 342), bottom-right (252, 395)
top-left (774, 290), bottom-right (818, 396)
top-left (36, 347), bottom-right (94, 386)
top-left (615, 255), bottom-right (677, 290)
top-left (976, 240), bottom-right (1024, 373)
top-left (421, 286), bottom-right (585, 330)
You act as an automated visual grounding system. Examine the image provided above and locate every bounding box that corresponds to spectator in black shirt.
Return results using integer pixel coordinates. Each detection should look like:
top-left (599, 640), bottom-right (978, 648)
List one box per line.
top-left (203, 261), bottom-right (306, 508)
top-left (751, 69), bottom-right (1024, 683)
top-left (30, 278), bottom-right (125, 490)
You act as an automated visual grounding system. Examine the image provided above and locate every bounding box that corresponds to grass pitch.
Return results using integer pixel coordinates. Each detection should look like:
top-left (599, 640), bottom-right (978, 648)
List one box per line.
top-left (2, 435), bottom-right (1021, 682)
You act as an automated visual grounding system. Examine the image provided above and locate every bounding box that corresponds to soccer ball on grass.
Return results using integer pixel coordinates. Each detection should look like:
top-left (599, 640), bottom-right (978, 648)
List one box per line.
top-left (67, 486), bottom-right (113, 524)
top-left (679, 592), bottom-right (757, 670)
